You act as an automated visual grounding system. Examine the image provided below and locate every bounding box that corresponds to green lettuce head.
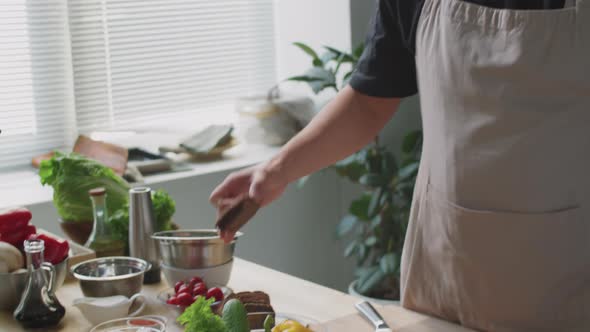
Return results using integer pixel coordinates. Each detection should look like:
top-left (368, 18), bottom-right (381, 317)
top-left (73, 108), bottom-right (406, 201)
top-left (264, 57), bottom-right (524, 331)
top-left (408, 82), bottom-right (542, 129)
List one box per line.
top-left (39, 152), bottom-right (130, 222)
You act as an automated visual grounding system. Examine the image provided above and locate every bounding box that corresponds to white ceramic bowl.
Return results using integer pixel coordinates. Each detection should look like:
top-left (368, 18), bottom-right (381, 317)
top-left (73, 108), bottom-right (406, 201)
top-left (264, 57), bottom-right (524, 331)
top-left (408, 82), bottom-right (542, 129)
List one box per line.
top-left (161, 259), bottom-right (233, 287)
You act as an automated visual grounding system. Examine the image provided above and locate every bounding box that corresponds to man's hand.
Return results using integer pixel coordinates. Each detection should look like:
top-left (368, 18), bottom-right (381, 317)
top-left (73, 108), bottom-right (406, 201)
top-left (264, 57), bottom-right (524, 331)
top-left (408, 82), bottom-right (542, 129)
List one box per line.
top-left (209, 163), bottom-right (288, 242)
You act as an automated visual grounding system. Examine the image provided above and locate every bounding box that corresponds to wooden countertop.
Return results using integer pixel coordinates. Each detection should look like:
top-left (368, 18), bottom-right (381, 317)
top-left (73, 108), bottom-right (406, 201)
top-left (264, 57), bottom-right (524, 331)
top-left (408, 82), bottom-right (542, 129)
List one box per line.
top-left (0, 258), bottom-right (473, 331)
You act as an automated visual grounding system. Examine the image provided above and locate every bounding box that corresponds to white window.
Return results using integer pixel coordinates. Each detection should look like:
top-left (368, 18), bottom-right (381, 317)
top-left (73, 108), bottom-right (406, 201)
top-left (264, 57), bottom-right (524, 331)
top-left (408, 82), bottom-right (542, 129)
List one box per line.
top-left (1, 0), bottom-right (276, 169)
top-left (69, 0), bottom-right (276, 133)
top-left (0, 0), bottom-right (76, 169)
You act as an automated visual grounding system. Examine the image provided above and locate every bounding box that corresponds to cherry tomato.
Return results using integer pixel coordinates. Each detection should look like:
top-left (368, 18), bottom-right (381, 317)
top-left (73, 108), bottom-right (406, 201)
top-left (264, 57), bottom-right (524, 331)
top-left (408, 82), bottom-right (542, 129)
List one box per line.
top-left (176, 292), bottom-right (194, 306)
top-left (174, 281), bottom-right (184, 294)
top-left (206, 287), bottom-right (224, 303)
top-left (192, 282), bottom-right (207, 297)
top-left (177, 284), bottom-right (191, 295)
top-left (167, 296), bottom-right (180, 305)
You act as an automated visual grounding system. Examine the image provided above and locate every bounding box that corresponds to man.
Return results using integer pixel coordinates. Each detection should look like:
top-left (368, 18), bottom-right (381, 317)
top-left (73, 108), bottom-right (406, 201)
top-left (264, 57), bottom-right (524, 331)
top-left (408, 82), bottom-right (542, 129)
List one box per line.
top-left (211, 0), bottom-right (590, 330)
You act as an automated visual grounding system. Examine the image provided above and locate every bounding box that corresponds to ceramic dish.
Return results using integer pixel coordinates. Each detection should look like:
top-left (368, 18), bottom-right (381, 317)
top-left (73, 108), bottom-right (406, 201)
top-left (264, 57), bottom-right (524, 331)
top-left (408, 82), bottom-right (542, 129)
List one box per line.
top-left (89, 315), bottom-right (167, 332)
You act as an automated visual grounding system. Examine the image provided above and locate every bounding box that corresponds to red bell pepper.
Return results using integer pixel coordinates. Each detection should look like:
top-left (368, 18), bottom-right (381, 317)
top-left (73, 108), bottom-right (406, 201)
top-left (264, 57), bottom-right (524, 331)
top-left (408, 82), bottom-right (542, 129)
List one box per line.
top-left (0, 208), bottom-right (32, 234)
top-left (0, 224), bottom-right (36, 249)
top-left (27, 233), bottom-right (69, 265)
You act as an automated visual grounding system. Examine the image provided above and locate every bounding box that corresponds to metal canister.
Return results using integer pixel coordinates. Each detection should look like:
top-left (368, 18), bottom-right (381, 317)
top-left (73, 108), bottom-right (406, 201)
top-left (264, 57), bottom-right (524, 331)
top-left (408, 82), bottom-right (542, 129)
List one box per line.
top-left (129, 187), bottom-right (161, 284)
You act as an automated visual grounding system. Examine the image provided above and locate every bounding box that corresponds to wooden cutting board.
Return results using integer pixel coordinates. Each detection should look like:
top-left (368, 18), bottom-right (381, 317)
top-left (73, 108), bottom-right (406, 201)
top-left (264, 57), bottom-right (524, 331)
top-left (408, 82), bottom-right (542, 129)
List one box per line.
top-left (314, 305), bottom-right (476, 332)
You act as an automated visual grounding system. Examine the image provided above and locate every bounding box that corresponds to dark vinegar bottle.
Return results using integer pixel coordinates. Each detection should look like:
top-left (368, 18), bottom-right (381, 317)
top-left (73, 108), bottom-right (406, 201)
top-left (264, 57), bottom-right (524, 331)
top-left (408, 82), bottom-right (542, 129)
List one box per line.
top-left (13, 237), bottom-right (65, 328)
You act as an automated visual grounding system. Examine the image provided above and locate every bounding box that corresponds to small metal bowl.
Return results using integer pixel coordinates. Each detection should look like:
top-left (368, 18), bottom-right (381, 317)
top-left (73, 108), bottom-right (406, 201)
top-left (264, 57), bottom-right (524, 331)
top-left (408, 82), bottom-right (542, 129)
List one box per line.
top-left (71, 257), bottom-right (151, 298)
top-left (151, 230), bottom-right (242, 269)
top-left (0, 257), bottom-right (68, 311)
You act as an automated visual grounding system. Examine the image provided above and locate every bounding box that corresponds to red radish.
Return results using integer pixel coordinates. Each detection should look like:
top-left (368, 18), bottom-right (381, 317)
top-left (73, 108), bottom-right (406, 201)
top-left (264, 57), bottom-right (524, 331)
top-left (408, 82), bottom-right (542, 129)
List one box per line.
top-left (176, 292), bottom-right (194, 306)
top-left (188, 276), bottom-right (204, 288)
top-left (206, 287), bottom-right (224, 303)
top-left (177, 284), bottom-right (191, 295)
top-left (174, 281), bottom-right (184, 294)
top-left (166, 296), bottom-right (180, 305)
top-left (192, 283), bottom-right (207, 297)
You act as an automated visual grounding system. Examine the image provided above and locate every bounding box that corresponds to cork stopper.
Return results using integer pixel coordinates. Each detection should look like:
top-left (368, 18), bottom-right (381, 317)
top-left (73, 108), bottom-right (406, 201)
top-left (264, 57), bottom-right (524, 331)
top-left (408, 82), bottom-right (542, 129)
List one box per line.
top-left (88, 187), bottom-right (106, 197)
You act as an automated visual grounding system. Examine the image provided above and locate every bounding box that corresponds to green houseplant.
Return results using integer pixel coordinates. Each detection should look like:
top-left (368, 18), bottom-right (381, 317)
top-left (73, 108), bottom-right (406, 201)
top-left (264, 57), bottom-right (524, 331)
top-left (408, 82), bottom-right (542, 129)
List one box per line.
top-left (288, 42), bottom-right (422, 301)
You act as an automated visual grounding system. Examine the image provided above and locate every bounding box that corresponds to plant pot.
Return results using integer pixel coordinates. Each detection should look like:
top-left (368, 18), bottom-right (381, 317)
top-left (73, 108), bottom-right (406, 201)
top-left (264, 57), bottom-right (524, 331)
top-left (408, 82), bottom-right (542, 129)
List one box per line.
top-left (59, 219), bottom-right (93, 245)
top-left (348, 280), bottom-right (400, 306)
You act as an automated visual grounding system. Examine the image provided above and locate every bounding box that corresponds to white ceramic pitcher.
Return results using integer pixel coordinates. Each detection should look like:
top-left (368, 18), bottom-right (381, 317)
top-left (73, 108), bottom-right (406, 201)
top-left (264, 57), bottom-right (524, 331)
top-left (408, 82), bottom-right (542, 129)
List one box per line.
top-left (73, 294), bottom-right (146, 325)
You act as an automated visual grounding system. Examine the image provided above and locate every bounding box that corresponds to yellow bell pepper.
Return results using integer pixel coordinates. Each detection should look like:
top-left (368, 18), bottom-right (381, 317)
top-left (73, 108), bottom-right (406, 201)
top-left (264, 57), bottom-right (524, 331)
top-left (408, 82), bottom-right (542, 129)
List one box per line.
top-left (272, 319), bottom-right (314, 332)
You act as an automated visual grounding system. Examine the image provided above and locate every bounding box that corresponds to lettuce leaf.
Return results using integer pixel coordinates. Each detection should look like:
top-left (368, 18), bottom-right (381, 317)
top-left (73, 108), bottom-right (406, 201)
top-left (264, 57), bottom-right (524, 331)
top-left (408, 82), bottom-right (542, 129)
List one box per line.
top-left (39, 152), bottom-right (129, 222)
top-left (178, 297), bottom-right (228, 332)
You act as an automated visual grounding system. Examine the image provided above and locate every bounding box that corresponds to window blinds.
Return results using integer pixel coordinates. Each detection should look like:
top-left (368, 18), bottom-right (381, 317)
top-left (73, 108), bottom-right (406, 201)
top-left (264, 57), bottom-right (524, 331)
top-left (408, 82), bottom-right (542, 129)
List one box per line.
top-left (0, 0), bottom-right (76, 169)
top-left (68, 0), bottom-right (277, 133)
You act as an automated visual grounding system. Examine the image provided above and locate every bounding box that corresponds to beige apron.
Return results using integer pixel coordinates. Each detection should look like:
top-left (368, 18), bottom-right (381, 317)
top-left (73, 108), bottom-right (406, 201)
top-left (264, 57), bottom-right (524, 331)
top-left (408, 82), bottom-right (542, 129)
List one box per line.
top-left (401, 0), bottom-right (590, 331)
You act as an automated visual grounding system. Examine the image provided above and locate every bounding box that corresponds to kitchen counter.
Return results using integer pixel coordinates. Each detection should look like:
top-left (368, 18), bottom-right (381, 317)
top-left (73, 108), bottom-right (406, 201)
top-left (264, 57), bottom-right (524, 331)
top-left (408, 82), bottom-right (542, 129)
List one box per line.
top-left (0, 258), bottom-right (473, 331)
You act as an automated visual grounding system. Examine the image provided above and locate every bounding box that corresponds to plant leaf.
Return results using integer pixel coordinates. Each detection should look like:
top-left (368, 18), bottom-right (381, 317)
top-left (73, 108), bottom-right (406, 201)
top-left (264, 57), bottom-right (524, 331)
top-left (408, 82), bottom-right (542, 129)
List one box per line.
top-left (320, 51), bottom-right (338, 64)
top-left (302, 67), bottom-right (336, 94)
top-left (335, 153), bottom-right (358, 167)
top-left (297, 175), bottom-right (311, 188)
top-left (359, 173), bottom-right (387, 187)
top-left (286, 75), bottom-right (324, 83)
top-left (365, 236), bottom-right (377, 247)
top-left (381, 152), bottom-right (398, 178)
top-left (402, 130), bottom-right (423, 154)
top-left (357, 243), bottom-right (368, 264)
top-left (349, 194), bottom-right (371, 220)
top-left (380, 252), bottom-right (399, 274)
top-left (293, 42), bottom-right (321, 64)
top-left (368, 188), bottom-right (382, 218)
top-left (342, 71), bottom-right (354, 86)
top-left (344, 241), bottom-right (358, 257)
top-left (323, 46), bottom-right (355, 63)
top-left (398, 162), bottom-right (419, 180)
top-left (353, 43), bottom-right (365, 60)
top-left (336, 215), bottom-right (358, 237)
top-left (333, 153), bottom-right (367, 182)
top-left (370, 214), bottom-right (382, 228)
top-left (356, 265), bottom-right (386, 294)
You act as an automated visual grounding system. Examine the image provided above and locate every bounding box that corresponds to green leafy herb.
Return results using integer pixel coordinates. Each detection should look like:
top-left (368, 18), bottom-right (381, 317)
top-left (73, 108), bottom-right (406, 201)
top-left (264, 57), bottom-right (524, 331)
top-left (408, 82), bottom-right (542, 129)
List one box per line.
top-left (178, 297), bottom-right (228, 332)
top-left (39, 152), bottom-right (129, 222)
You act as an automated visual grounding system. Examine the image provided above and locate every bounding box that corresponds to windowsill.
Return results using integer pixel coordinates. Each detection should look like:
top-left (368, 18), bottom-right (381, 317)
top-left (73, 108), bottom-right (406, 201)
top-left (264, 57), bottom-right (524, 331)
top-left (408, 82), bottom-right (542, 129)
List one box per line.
top-left (0, 140), bottom-right (279, 210)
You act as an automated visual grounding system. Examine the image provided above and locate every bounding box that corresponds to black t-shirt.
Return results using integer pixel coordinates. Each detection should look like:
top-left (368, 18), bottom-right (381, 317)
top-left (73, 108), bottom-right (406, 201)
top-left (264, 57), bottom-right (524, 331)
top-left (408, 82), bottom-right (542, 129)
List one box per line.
top-left (349, 0), bottom-right (567, 98)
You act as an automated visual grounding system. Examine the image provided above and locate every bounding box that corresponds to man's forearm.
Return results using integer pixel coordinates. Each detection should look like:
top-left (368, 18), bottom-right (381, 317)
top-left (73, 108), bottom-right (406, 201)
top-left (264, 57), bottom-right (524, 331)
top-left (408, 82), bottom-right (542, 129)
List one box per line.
top-left (265, 86), bottom-right (401, 183)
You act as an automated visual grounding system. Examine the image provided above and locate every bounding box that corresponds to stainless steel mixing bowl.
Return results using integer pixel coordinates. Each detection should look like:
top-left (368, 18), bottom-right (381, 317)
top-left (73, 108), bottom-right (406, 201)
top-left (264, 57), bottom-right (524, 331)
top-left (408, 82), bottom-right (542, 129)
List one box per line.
top-left (71, 257), bottom-right (150, 298)
top-left (151, 230), bottom-right (242, 269)
top-left (0, 257), bottom-right (68, 311)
